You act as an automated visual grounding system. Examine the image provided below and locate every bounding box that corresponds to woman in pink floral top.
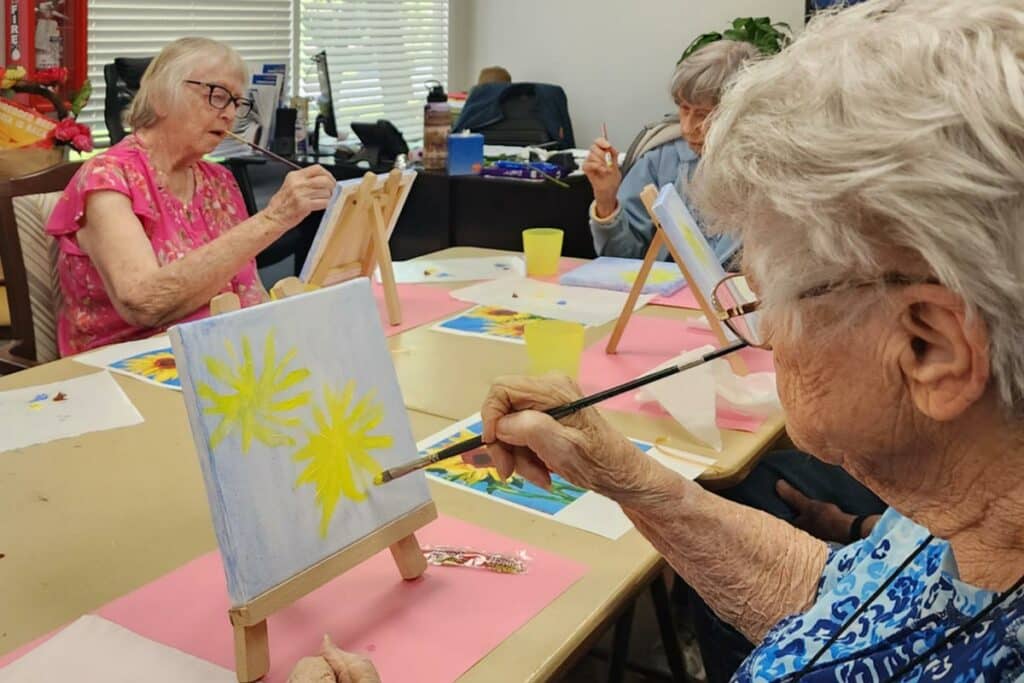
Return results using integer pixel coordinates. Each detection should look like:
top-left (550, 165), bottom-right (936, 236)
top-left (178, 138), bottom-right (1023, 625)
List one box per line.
top-left (47, 37), bottom-right (336, 355)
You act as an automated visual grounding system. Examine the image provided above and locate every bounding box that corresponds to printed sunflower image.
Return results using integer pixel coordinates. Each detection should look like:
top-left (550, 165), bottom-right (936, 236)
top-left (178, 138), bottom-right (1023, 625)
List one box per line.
top-left (434, 305), bottom-right (550, 343)
top-left (110, 348), bottom-right (180, 388)
top-left (424, 422), bottom-right (587, 515)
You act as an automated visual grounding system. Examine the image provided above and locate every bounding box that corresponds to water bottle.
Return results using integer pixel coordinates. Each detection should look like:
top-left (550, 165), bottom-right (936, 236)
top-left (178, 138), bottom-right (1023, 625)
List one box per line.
top-left (423, 81), bottom-right (449, 172)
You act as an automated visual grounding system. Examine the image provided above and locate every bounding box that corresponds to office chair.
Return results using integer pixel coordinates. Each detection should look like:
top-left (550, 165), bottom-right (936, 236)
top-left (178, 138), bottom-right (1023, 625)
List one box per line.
top-left (453, 82), bottom-right (575, 149)
top-left (103, 57), bottom-right (152, 145)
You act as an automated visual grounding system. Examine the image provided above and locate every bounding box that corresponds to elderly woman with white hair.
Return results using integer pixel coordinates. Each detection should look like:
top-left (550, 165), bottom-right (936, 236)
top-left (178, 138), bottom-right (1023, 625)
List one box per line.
top-left (582, 39), bottom-right (758, 263)
top-left (46, 37), bottom-right (336, 355)
top-left (477, 1), bottom-right (1024, 680)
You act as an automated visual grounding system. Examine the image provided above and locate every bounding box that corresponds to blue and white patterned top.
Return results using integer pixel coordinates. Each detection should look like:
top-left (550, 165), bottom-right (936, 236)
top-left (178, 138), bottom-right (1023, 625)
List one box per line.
top-left (735, 509), bottom-right (1024, 682)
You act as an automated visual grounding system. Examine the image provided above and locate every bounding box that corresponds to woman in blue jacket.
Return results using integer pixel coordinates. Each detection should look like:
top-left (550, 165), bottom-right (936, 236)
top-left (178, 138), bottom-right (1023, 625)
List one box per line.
top-left (584, 40), bottom-right (759, 263)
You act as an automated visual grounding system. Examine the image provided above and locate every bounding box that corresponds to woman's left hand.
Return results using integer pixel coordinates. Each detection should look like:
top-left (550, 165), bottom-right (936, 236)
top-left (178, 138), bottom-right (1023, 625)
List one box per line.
top-left (287, 636), bottom-right (381, 683)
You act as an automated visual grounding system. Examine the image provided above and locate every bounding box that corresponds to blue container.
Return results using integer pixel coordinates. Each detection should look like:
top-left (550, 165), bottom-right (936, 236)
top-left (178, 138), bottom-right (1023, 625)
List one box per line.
top-left (447, 132), bottom-right (484, 175)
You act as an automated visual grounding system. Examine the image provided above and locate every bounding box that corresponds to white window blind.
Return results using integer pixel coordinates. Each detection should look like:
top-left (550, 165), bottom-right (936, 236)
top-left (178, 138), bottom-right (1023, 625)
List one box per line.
top-left (299, 0), bottom-right (448, 147)
top-left (83, 0), bottom-right (294, 146)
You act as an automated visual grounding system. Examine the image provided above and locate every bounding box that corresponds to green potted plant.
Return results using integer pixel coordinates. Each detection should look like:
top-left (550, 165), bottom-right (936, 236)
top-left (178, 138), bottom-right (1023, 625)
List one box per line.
top-left (679, 16), bottom-right (793, 63)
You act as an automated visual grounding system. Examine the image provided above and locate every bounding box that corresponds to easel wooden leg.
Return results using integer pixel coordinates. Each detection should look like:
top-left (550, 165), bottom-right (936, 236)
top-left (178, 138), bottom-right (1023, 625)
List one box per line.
top-left (606, 230), bottom-right (666, 354)
top-left (371, 198), bottom-right (403, 326)
top-left (388, 532), bottom-right (427, 580)
top-left (232, 619), bottom-right (270, 683)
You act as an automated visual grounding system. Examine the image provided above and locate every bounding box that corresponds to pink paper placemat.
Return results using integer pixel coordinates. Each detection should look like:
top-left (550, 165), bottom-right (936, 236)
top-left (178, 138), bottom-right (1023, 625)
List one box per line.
top-left (373, 282), bottom-right (472, 336)
top-left (580, 316), bottom-right (775, 432)
top-left (2, 516), bottom-right (587, 682)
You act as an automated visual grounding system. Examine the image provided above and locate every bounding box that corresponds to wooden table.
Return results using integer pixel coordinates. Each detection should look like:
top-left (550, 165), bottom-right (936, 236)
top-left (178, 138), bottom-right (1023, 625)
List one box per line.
top-left (0, 248), bottom-right (784, 680)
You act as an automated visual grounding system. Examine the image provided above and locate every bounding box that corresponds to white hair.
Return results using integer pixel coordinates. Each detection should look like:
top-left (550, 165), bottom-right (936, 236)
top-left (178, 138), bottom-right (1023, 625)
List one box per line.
top-left (127, 37), bottom-right (249, 130)
top-left (693, 0), bottom-right (1024, 408)
top-left (670, 39), bottom-right (761, 107)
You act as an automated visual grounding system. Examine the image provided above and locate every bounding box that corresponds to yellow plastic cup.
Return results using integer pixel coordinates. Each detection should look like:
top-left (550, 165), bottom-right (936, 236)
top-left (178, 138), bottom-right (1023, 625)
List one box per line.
top-left (524, 320), bottom-right (585, 378)
top-left (522, 228), bottom-right (564, 276)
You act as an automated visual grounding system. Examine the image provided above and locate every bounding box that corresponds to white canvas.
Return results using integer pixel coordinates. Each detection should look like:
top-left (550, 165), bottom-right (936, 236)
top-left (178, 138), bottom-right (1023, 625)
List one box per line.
top-left (651, 184), bottom-right (736, 341)
top-left (169, 278), bottom-right (431, 605)
top-left (0, 616), bottom-right (234, 683)
top-left (299, 171), bottom-right (416, 283)
top-left (449, 278), bottom-right (652, 327)
top-left (0, 371), bottom-right (143, 453)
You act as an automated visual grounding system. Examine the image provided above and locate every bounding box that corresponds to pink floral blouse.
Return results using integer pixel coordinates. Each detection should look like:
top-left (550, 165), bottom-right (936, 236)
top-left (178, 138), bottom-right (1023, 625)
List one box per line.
top-left (46, 135), bottom-right (265, 356)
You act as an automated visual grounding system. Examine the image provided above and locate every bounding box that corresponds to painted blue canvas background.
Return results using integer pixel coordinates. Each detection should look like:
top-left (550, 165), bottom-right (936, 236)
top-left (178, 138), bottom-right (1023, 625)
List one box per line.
top-left (170, 278), bottom-right (431, 605)
top-left (559, 256), bottom-right (686, 296)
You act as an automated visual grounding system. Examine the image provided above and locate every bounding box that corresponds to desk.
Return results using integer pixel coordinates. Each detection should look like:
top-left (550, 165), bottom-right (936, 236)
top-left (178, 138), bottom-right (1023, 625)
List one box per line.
top-left (299, 156), bottom-right (598, 260)
top-left (1, 249), bottom-right (783, 680)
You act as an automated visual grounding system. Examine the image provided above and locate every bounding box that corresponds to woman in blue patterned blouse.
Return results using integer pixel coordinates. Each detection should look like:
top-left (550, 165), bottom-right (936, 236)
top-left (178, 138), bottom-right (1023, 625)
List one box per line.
top-left (479, 1), bottom-right (1024, 681)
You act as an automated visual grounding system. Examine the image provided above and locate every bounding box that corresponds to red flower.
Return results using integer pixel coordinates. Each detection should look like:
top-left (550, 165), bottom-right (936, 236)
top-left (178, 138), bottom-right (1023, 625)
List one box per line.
top-left (34, 67), bottom-right (69, 86)
top-left (53, 117), bottom-right (79, 142)
top-left (71, 133), bottom-right (93, 152)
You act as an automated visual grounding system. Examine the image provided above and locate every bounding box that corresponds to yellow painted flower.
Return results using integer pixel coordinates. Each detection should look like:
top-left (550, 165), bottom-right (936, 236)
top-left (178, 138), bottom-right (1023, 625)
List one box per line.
top-left (198, 331), bottom-right (311, 453)
top-left (293, 381), bottom-right (393, 537)
top-left (122, 351), bottom-right (177, 383)
top-left (1, 67), bottom-right (27, 89)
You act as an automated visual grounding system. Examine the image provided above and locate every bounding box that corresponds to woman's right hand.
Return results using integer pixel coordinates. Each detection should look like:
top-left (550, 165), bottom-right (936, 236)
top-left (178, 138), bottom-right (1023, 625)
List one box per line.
top-left (262, 164), bottom-right (337, 232)
top-left (480, 374), bottom-right (655, 498)
top-left (581, 137), bottom-right (622, 219)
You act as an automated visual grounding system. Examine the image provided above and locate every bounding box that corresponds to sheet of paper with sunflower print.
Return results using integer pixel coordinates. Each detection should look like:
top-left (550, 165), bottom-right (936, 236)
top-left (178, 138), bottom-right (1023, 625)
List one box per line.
top-left (418, 414), bottom-right (709, 540)
top-left (73, 335), bottom-right (181, 391)
top-left (432, 305), bottom-right (550, 344)
top-left (169, 279), bottom-right (431, 606)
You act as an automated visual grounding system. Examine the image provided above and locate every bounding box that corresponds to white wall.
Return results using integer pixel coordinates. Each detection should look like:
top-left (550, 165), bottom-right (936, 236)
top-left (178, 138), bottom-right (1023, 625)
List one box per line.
top-left (449, 0), bottom-right (804, 149)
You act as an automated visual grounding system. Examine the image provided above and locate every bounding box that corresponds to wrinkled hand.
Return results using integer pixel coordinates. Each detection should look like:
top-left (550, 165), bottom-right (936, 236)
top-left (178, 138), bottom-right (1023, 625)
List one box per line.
top-left (287, 636), bottom-right (381, 683)
top-left (262, 165), bottom-right (337, 232)
top-left (581, 137), bottom-right (621, 218)
top-left (776, 480), bottom-right (879, 543)
top-left (480, 374), bottom-right (652, 498)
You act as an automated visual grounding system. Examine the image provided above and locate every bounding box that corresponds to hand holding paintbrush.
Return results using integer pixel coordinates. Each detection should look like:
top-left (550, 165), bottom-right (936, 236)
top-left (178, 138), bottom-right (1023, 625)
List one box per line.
top-left (581, 127), bottom-right (622, 219)
top-left (375, 341), bottom-right (746, 485)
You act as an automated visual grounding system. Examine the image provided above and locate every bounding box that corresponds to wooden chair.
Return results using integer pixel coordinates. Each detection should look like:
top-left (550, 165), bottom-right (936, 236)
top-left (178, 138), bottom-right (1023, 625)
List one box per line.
top-left (0, 161), bottom-right (81, 373)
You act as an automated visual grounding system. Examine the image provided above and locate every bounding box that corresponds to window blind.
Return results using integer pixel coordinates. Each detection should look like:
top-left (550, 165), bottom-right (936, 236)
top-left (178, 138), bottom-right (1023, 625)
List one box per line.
top-left (298, 0), bottom-right (448, 147)
top-left (83, 0), bottom-right (293, 146)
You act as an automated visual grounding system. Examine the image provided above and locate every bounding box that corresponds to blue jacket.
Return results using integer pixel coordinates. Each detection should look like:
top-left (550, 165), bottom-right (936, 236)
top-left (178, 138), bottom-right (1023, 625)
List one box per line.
top-left (589, 139), bottom-right (737, 264)
top-left (452, 82), bottom-right (575, 149)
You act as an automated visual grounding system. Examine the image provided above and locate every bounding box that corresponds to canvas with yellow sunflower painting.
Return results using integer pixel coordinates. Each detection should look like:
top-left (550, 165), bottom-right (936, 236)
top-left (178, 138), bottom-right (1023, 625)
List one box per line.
top-left (169, 279), bottom-right (431, 605)
top-left (419, 414), bottom-right (660, 540)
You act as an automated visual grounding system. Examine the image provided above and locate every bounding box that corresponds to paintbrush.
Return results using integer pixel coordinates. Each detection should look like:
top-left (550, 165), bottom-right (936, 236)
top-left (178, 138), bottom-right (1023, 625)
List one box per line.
top-left (225, 130), bottom-right (303, 170)
top-left (374, 340), bottom-right (748, 485)
top-left (528, 162), bottom-right (570, 189)
top-left (601, 122), bottom-right (613, 167)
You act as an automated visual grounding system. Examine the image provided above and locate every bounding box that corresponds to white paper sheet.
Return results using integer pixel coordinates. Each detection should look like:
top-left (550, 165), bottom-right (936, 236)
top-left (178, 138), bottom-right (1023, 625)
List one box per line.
top-left (376, 256), bottom-right (526, 284)
top-left (0, 615), bottom-right (234, 682)
top-left (72, 335), bottom-right (180, 392)
top-left (0, 371), bottom-right (144, 453)
top-left (449, 278), bottom-right (652, 327)
top-left (642, 345), bottom-right (722, 451)
top-left (418, 415), bottom-right (710, 540)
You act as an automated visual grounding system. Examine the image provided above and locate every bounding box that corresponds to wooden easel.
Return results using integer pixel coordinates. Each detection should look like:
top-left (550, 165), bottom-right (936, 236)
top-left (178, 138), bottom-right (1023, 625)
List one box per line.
top-left (207, 288), bottom-right (438, 683)
top-left (302, 170), bottom-right (412, 326)
top-left (605, 184), bottom-right (747, 375)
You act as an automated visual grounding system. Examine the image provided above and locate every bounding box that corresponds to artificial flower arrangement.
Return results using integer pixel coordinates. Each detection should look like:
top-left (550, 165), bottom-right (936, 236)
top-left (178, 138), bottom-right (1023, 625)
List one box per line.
top-left (0, 64), bottom-right (92, 153)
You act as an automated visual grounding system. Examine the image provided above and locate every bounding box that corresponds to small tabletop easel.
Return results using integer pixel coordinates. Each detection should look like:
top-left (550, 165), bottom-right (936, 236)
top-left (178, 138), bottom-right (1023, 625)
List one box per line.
top-left (302, 170), bottom-right (414, 327)
top-left (207, 289), bottom-right (438, 683)
top-left (605, 184), bottom-right (747, 375)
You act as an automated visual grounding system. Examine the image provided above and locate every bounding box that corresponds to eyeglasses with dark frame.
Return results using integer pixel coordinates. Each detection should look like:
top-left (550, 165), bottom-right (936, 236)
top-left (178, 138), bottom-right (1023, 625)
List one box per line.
top-left (710, 272), bottom-right (939, 350)
top-left (184, 80), bottom-right (253, 118)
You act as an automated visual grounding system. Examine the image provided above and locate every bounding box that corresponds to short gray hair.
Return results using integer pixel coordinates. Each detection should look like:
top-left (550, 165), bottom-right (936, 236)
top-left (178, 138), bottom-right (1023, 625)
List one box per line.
top-left (670, 39), bottom-right (761, 107)
top-left (127, 37), bottom-right (249, 131)
top-left (694, 0), bottom-right (1024, 409)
